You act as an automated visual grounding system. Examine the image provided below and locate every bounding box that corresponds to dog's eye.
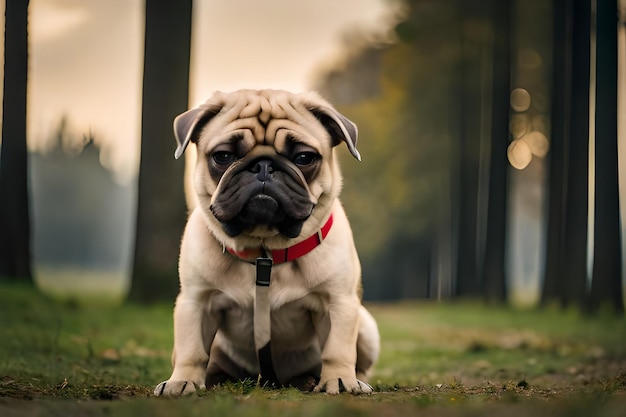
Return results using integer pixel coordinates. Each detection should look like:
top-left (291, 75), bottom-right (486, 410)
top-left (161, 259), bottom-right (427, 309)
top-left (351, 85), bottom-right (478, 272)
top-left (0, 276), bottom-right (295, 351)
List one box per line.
top-left (212, 151), bottom-right (236, 166)
top-left (293, 152), bottom-right (319, 166)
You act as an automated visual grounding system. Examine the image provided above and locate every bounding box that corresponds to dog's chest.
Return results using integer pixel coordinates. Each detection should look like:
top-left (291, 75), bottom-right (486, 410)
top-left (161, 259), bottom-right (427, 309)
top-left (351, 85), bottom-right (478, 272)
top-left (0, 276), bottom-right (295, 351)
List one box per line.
top-left (210, 269), bottom-right (324, 348)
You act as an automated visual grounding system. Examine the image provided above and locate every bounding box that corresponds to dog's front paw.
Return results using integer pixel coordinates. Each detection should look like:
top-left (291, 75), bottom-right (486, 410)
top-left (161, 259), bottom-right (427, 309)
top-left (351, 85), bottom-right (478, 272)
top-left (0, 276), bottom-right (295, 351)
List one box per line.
top-left (154, 380), bottom-right (199, 397)
top-left (313, 377), bottom-right (373, 395)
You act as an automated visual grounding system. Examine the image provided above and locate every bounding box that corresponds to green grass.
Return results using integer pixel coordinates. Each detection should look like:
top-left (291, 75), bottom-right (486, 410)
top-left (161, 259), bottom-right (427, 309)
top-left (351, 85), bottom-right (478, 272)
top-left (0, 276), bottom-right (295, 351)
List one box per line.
top-left (1, 283), bottom-right (625, 416)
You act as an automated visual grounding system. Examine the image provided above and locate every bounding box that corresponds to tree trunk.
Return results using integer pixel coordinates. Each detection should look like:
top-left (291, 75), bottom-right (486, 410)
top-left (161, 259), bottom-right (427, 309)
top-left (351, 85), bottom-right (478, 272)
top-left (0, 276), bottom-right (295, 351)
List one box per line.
top-left (454, 1), bottom-right (484, 298)
top-left (541, 0), bottom-right (590, 310)
top-left (129, 0), bottom-right (193, 303)
top-left (589, 0), bottom-right (624, 314)
top-left (541, 0), bottom-right (571, 306)
top-left (561, 0), bottom-right (590, 309)
top-left (481, 0), bottom-right (510, 304)
top-left (0, 0), bottom-right (32, 282)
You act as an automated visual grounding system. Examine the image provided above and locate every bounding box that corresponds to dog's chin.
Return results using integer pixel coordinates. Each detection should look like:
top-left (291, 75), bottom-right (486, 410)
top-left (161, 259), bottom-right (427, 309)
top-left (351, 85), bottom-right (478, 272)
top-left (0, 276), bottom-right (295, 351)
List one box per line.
top-left (220, 219), bottom-right (306, 240)
top-left (246, 225), bottom-right (280, 239)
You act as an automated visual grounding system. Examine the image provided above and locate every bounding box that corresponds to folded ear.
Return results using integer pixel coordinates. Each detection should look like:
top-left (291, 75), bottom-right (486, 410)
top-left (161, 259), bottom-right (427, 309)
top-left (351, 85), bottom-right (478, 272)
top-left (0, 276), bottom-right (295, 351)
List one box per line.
top-left (173, 104), bottom-right (222, 159)
top-left (307, 105), bottom-right (361, 161)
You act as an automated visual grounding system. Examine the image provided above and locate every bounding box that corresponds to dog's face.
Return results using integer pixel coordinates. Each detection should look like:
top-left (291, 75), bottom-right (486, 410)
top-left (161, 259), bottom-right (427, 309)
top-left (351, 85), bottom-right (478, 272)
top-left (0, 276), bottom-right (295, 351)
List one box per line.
top-left (173, 89), bottom-right (360, 249)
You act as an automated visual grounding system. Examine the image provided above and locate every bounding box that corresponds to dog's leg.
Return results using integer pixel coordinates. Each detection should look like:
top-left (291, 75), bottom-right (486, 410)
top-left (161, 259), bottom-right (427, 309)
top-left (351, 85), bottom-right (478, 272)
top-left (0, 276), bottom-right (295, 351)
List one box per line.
top-left (355, 306), bottom-right (380, 381)
top-left (313, 296), bottom-right (373, 395)
top-left (154, 294), bottom-right (218, 396)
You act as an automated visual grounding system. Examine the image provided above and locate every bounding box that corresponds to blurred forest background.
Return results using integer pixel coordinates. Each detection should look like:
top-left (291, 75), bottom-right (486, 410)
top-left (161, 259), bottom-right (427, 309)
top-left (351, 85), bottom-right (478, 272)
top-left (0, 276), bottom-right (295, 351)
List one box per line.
top-left (0, 0), bottom-right (625, 314)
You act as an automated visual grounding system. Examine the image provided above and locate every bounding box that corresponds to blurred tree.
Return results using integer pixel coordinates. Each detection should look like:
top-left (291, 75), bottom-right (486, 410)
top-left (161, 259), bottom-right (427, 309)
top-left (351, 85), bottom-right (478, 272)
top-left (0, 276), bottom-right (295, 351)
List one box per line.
top-left (589, 0), bottom-right (624, 314)
top-left (315, 0), bottom-right (558, 304)
top-left (0, 0), bottom-right (32, 282)
top-left (541, 0), bottom-right (569, 307)
top-left (30, 118), bottom-right (134, 274)
top-left (316, 41), bottom-right (437, 299)
top-left (400, 0), bottom-right (459, 298)
top-left (560, 0), bottom-right (590, 309)
top-left (541, 0), bottom-right (590, 309)
top-left (130, 0), bottom-right (193, 302)
top-left (315, 0), bottom-right (514, 301)
top-left (397, 0), bottom-right (458, 299)
top-left (480, 0), bottom-right (511, 304)
top-left (454, 0), bottom-right (490, 298)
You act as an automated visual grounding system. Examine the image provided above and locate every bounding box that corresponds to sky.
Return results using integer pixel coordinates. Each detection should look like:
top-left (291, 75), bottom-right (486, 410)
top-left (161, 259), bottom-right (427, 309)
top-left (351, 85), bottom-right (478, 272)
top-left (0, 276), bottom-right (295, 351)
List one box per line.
top-left (21, 0), bottom-right (396, 184)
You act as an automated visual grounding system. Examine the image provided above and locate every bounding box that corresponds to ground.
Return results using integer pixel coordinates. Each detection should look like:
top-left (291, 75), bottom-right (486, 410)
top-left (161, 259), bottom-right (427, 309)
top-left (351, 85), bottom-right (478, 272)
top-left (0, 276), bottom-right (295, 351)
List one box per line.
top-left (0, 283), bottom-right (625, 416)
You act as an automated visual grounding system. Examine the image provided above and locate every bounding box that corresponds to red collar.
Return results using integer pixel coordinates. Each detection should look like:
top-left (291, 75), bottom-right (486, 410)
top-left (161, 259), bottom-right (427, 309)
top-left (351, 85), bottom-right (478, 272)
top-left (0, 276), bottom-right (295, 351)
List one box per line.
top-left (226, 214), bottom-right (333, 264)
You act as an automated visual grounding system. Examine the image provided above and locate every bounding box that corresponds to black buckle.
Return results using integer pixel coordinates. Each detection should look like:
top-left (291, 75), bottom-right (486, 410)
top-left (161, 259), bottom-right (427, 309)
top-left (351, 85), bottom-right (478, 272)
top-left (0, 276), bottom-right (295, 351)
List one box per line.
top-left (256, 257), bottom-right (273, 287)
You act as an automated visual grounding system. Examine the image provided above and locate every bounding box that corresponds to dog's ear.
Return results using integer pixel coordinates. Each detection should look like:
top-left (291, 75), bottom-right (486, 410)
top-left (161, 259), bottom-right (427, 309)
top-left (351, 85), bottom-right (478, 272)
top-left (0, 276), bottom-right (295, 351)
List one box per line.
top-left (307, 105), bottom-right (361, 161)
top-left (173, 104), bottom-right (222, 159)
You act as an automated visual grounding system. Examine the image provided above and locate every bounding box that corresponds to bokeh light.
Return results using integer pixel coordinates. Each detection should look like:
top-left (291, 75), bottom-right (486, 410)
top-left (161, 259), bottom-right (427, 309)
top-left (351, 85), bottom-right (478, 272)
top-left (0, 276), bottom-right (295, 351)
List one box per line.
top-left (510, 88), bottom-right (531, 112)
top-left (507, 138), bottom-right (533, 169)
top-left (521, 130), bottom-right (549, 158)
top-left (510, 113), bottom-right (529, 139)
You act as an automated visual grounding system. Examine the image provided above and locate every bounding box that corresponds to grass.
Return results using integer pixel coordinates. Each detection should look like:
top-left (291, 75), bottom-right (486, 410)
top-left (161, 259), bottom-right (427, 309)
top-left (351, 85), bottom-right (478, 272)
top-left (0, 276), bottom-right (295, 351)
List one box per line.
top-left (0, 283), bottom-right (625, 416)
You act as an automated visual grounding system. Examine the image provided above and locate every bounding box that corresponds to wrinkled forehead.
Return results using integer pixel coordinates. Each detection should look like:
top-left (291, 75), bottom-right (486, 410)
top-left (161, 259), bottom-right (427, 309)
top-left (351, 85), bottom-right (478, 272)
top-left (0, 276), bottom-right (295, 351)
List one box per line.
top-left (207, 90), bottom-right (329, 148)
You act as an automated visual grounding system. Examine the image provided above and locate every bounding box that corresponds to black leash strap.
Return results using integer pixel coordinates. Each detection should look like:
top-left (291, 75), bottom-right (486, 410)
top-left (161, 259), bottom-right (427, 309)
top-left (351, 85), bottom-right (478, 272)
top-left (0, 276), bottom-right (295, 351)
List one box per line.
top-left (254, 256), bottom-right (280, 386)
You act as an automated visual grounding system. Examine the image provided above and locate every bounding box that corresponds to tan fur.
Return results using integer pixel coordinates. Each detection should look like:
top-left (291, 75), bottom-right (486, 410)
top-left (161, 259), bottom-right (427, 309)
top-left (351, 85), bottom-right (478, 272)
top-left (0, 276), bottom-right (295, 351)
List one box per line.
top-left (155, 90), bottom-right (379, 396)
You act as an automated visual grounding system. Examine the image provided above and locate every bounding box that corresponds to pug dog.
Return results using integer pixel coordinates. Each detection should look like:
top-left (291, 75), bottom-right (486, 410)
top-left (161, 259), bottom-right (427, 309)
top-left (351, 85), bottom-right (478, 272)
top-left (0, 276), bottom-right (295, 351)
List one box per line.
top-left (154, 89), bottom-right (380, 396)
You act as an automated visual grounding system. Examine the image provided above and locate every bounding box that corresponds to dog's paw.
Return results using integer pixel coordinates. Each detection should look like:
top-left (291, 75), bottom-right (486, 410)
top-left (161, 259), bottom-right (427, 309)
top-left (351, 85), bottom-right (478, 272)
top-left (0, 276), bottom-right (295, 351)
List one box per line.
top-left (153, 380), bottom-right (199, 397)
top-left (313, 378), bottom-right (373, 395)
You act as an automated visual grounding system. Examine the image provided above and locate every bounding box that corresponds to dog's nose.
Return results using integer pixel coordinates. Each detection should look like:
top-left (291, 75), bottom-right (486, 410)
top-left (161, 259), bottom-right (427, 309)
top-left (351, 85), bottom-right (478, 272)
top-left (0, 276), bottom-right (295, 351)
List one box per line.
top-left (249, 159), bottom-right (274, 182)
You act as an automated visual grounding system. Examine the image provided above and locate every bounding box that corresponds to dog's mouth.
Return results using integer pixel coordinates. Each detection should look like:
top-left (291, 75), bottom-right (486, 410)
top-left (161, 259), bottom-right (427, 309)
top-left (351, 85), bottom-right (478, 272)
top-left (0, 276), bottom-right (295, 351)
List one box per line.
top-left (210, 153), bottom-right (316, 238)
top-left (220, 193), bottom-right (311, 238)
